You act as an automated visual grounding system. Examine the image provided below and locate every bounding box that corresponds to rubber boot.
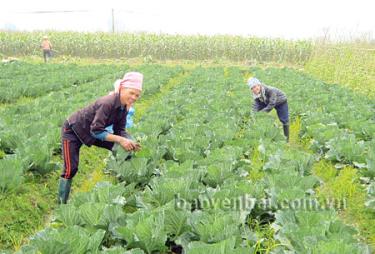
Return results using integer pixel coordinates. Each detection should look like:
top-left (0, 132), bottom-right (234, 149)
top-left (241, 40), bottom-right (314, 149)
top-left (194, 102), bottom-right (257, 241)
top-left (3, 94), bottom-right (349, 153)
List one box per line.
top-left (283, 124), bottom-right (290, 143)
top-left (58, 178), bottom-right (72, 204)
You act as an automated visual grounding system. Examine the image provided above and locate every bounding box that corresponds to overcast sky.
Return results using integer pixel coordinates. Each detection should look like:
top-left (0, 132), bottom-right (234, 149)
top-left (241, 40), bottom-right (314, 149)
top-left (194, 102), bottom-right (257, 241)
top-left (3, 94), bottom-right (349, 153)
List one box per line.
top-left (1, 0), bottom-right (374, 40)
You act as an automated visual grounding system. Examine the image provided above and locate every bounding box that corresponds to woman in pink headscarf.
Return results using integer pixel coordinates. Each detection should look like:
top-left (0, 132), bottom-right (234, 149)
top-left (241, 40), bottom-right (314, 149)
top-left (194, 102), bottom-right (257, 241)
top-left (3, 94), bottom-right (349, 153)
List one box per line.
top-left (106, 75), bottom-right (137, 160)
top-left (107, 76), bottom-right (136, 131)
top-left (58, 72), bottom-right (143, 204)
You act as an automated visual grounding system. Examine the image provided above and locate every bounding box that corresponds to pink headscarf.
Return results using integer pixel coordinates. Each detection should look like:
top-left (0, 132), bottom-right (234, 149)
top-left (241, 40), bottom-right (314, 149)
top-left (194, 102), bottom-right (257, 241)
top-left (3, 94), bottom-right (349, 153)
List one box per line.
top-left (119, 72), bottom-right (143, 91)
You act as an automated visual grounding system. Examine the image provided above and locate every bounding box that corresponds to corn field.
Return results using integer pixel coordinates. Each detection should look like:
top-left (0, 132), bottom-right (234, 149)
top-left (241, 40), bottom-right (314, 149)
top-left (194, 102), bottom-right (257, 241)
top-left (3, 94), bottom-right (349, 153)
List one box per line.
top-left (0, 31), bottom-right (312, 64)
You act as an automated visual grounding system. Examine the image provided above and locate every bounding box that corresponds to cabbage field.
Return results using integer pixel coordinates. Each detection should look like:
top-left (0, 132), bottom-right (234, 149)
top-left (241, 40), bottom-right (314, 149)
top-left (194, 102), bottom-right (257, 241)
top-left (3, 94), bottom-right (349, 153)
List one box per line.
top-left (0, 60), bottom-right (374, 253)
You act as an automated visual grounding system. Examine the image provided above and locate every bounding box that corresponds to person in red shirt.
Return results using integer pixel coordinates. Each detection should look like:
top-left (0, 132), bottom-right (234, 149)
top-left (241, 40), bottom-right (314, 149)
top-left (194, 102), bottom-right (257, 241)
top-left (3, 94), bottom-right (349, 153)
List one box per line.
top-left (58, 72), bottom-right (143, 204)
top-left (40, 35), bottom-right (52, 63)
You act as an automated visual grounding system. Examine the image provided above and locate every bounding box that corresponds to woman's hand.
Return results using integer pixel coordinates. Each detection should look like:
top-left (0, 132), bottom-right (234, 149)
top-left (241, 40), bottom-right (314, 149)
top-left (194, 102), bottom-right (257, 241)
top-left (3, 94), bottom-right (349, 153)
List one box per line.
top-left (133, 142), bottom-right (141, 151)
top-left (119, 137), bottom-right (141, 151)
top-left (105, 133), bottom-right (141, 152)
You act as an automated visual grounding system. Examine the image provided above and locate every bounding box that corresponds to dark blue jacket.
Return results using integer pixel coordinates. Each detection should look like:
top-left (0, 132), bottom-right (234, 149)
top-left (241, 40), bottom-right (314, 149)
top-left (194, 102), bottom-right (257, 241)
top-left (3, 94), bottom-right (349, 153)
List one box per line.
top-left (253, 85), bottom-right (287, 112)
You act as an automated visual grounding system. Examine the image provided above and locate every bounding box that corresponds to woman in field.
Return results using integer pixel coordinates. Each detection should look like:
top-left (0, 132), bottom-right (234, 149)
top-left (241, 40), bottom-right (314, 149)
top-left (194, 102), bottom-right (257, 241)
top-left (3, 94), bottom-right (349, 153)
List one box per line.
top-left (248, 77), bottom-right (289, 142)
top-left (106, 77), bottom-right (137, 160)
top-left (58, 72), bottom-right (143, 204)
top-left (40, 35), bottom-right (52, 63)
top-left (107, 78), bottom-right (136, 131)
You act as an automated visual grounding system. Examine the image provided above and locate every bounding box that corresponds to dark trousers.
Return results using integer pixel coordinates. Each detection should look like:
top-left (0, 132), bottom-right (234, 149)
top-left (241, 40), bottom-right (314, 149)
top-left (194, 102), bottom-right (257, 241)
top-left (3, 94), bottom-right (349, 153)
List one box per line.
top-left (61, 121), bottom-right (114, 179)
top-left (43, 49), bottom-right (52, 63)
top-left (258, 101), bottom-right (289, 125)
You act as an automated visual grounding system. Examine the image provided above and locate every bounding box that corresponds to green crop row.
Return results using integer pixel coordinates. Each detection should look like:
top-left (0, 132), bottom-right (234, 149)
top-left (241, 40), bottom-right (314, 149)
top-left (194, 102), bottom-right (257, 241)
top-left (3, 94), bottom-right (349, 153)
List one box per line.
top-left (0, 64), bottom-right (184, 195)
top-left (0, 62), bottom-right (125, 103)
top-left (14, 66), bottom-right (370, 253)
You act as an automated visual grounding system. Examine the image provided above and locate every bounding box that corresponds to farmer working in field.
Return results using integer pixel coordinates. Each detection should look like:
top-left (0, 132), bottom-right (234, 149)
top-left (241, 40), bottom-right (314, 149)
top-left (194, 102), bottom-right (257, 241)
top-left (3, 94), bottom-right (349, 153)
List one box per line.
top-left (106, 78), bottom-right (137, 160)
top-left (40, 35), bottom-right (53, 63)
top-left (58, 72), bottom-right (143, 204)
top-left (248, 77), bottom-right (289, 142)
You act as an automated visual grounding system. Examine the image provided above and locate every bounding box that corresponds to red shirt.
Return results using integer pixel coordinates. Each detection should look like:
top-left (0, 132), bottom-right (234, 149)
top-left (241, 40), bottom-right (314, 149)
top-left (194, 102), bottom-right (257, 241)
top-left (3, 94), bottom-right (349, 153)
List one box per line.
top-left (41, 40), bottom-right (52, 50)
